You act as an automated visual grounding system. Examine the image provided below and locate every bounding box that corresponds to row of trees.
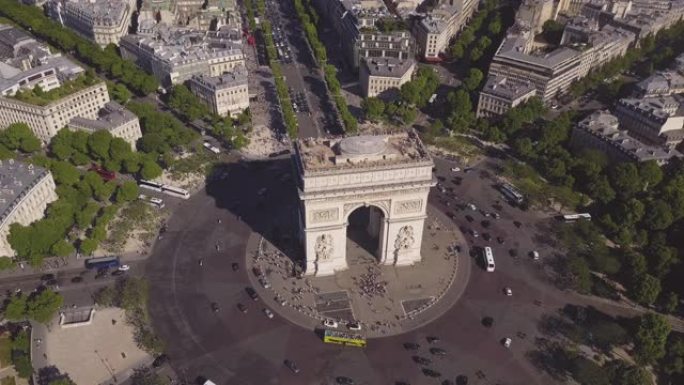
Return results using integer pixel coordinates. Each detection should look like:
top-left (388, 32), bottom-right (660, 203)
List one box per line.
top-left (127, 102), bottom-right (199, 161)
top-left (0, 0), bottom-right (158, 95)
top-left (294, 0), bottom-right (357, 133)
top-left (447, 0), bottom-right (503, 64)
top-left (4, 290), bottom-right (64, 324)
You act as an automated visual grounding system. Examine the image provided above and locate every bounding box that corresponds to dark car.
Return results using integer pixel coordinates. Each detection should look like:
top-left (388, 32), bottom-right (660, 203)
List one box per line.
top-left (481, 220), bottom-right (490, 228)
top-left (496, 236), bottom-right (505, 244)
top-left (465, 215), bottom-right (473, 222)
top-left (284, 359), bottom-right (300, 373)
top-left (482, 233), bottom-right (491, 241)
top-left (513, 220), bottom-right (522, 228)
top-left (426, 336), bottom-right (440, 344)
top-left (70, 276), bottom-right (83, 283)
top-left (336, 377), bottom-right (354, 385)
top-left (211, 302), bottom-right (220, 312)
top-left (403, 342), bottom-right (420, 350)
top-left (237, 303), bottom-right (248, 313)
top-left (41, 274), bottom-right (56, 282)
top-left (95, 271), bottom-right (108, 279)
top-left (232, 263), bottom-right (239, 271)
top-left (252, 267), bottom-right (263, 277)
top-left (152, 354), bottom-right (169, 368)
top-left (456, 375), bottom-right (469, 385)
top-left (442, 380), bottom-right (455, 385)
top-left (509, 249), bottom-right (518, 257)
top-left (430, 347), bottom-right (447, 356)
top-left (422, 368), bottom-right (442, 377)
top-left (112, 270), bottom-right (125, 276)
top-left (412, 356), bottom-right (432, 365)
top-left (246, 287), bottom-right (259, 301)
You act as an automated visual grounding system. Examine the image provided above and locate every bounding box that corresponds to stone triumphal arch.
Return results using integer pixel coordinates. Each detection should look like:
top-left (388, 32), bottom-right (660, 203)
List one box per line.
top-left (293, 132), bottom-right (435, 276)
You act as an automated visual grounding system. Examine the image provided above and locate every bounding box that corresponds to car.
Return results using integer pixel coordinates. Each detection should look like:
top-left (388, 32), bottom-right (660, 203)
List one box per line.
top-left (232, 263), bottom-right (239, 271)
top-left (456, 375), bottom-right (469, 385)
top-left (284, 359), bottom-right (300, 373)
top-left (263, 308), bottom-right (274, 319)
top-left (336, 377), bottom-right (355, 385)
top-left (491, 212), bottom-right (501, 219)
top-left (258, 277), bottom-right (271, 289)
top-left (246, 287), bottom-right (259, 301)
top-left (471, 230), bottom-right (479, 238)
top-left (463, 167), bottom-right (474, 173)
top-left (237, 303), bottom-right (248, 313)
top-left (450, 167), bottom-right (461, 172)
top-left (426, 336), bottom-right (440, 344)
top-left (504, 287), bottom-right (513, 296)
top-left (481, 220), bottom-right (491, 228)
top-left (112, 270), bottom-right (125, 276)
top-left (496, 236), bottom-right (505, 244)
top-left (482, 316), bottom-right (494, 328)
top-left (442, 380), bottom-right (455, 385)
top-left (118, 264), bottom-right (130, 271)
top-left (503, 337), bottom-right (512, 348)
top-left (403, 342), bottom-right (420, 350)
top-left (95, 271), bottom-right (108, 279)
top-left (422, 368), bottom-right (442, 377)
top-left (70, 276), bottom-right (83, 283)
top-left (211, 302), bottom-right (220, 312)
top-left (482, 233), bottom-right (491, 241)
top-left (252, 267), bottom-right (263, 277)
top-left (513, 220), bottom-right (522, 228)
top-left (323, 319), bottom-right (339, 328)
top-left (465, 215), bottom-right (473, 222)
top-left (467, 203), bottom-right (477, 211)
top-left (152, 354), bottom-right (169, 368)
top-left (430, 347), bottom-right (447, 356)
top-left (41, 274), bottom-right (56, 282)
top-left (531, 250), bottom-right (540, 260)
top-left (347, 322), bottom-right (361, 331)
top-left (509, 249), bottom-right (518, 257)
top-left (412, 356), bottom-right (431, 365)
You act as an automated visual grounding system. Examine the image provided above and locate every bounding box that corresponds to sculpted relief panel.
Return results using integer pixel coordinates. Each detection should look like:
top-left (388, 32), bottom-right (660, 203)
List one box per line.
top-left (394, 225), bottom-right (415, 252)
top-left (310, 208), bottom-right (339, 223)
top-left (315, 234), bottom-right (334, 262)
top-left (394, 199), bottom-right (422, 215)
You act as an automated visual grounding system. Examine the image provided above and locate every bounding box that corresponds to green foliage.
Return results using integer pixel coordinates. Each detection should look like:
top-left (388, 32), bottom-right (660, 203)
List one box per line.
top-left (130, 366), bottom-right (169, 385)
top-left (50, 161), bottom-right (80, 186)
top-left (50, 240), bottom-right (75, 257)
top-left (94, 286), bottom-right (116, 306)
top-left (167, 84), bottom-right (210, 122)
top-left (661, 335), bottom-right (684, 376)
top-left (0, 123), bottom-right (41, 153)
top-left (140, 160), bottom-right (163, 180)
top-left (127, 101), bottom-right (198, 154)
top-left (108, 81), bottom-right (132, 104)
top-left (570, 356), bottom-right (610, 385)
top-left (27, 289), bottom-right (63, 323)
top-left (79, 238), bottom-right (98, 255)
top-left (48, 379), bottom-right (76, 385)
top-left (399, 66), bottom-right (440, 108)
top-left (3, 295), bottom-right (27, 321)
top-left (630, 273), bottom-right (661, 305)
top-left (12, 354), bottom-right (31, 378)
top-left (633, 313), bottom-right (671, 365)
top-left (541, 20), bottom-right (564, 45)
top-left (13, 73), bottom-right (99, 106)
top-left (116, 181), bottom-right (139, 203)
top-left (463, 68), bottom-right (484, 91)
top-left (0, 256), bottom-right (13, 270)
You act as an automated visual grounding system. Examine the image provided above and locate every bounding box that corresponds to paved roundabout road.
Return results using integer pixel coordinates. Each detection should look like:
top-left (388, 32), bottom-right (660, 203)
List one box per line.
top-left (146, 156), bottom-right (564, 385)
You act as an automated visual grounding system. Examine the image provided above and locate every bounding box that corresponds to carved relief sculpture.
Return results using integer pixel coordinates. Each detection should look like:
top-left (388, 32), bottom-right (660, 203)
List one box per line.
top-left (394, 199), bottom-right (422, 214)
top-left (311, 208), bottom-right (339, 223)
top-left (394, 225), bottom-right (415, 252)
top-left (315, 234), bottom-right (334, 261)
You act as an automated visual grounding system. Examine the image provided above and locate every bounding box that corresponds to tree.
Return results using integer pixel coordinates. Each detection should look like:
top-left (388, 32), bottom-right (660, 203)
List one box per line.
top-left (567, 256), bottom-right (592, 293)
top-left (469, 47), bottom-right (483, 62)
top-left (13, 354), bottom-right (32, 378)
top-left (488, 19), bottom-right (502, 35)
top-left (639, 160), bottom-right (663, 190)
top-left (50, 161), bottom-right (80, 186)
top-left (633, 313), bottom-right (671, 365)
top-left (0, 256), bottom-right (13, 270)
top-left (609, 163), bottom-right (641, 199)
top-left (361, 97), bottom-right (385, 121)
top-left (662, 292), bottom-right (679, 314)
top-left (541, 20), bottom-right (564, 45)
top-left (88, 130), bottom-right (113, 161)
top-left (94, 286), bottom-right (116, 306)
top-left (631, 273), bottom-right (661, 305)
top-left (130, 366), bottom-right (169, 385)
top-left (642, 199), bottom-right (673, 230)
top-left (570, 356), bottom-right (610, 385)
top-left (587, 175), bottom-right (616, 204)
top-left (50, 240), bottom-right (75, 257)
top-left (463, 68), bottom-right (484, 91)
top-left (140, 160), bottom-right (162, 180)
top-left (79, 238), bottom-right (98, 255)
top-left (661, 335), bottom-right (684, 376)
top-left (109, 137), bottom-right (132, 161)
top-left (49, 379), bottom-right (76, 385)
top-left (27, 289), bottom-right (64, 323)
top-left (4, 294), bottom-right (27, 320)
top-left (116, 181), bottom-right (139, 203)
top-left (0, 123), bottom-right (40, 152)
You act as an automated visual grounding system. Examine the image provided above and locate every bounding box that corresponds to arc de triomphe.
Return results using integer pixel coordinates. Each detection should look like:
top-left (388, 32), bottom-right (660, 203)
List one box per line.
top-left (293, 132), bottom-right (436, 276)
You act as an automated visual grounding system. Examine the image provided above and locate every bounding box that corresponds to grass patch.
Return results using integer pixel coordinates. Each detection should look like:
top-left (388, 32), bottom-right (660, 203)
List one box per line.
top-left (0, 335), bottom-right (11, 368)
top-left (428, 135), bottom-right (483, 161)
top-left (501, 160), bottom-right (584, 210)
top-left (168, 148), bottom-right (216, 181)
top-left (102, 201), bottom-right (160, 253)
top-left (1, 376), bottom-right (16, 385)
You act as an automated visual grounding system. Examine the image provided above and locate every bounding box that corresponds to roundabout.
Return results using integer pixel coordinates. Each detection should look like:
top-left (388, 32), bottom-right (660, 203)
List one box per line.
top-left (145, 151), bottom-right (563, 385)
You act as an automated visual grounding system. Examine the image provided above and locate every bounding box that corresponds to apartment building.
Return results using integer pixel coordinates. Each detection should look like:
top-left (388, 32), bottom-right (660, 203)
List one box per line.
top-left (570, 110), bottom-right (682, 165)
top-left (476, 76), bottom-right (537, 118)
top-left (47, 0), bottom-right (135, 46)
top-left (0, 160), bottom-right (58, 257)
top-left (0, 82), bottom-right (109, 142)
top-left (119, 26), bottom-right (245, 86)
top-left (359, 57), bottom-right (415, 98)
top-left (635, 71), bottom-right (684, 97)
top-left (614, 96), bottom-right (684, 149)
top-left (68, 101), bottom-right (142, 149)
top-left (413, 0), bottom-right (480, 62)
top-left (187, 70), bottom-right (249, 117)
top-left (0, 24), bottom-right (84, 97)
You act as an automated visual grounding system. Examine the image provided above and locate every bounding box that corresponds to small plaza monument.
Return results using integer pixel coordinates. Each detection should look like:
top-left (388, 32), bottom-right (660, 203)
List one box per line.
top-left (293, 131), bottom-right (435, 276)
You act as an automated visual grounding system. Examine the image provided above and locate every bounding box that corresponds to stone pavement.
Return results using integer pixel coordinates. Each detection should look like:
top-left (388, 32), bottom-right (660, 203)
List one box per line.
top-left (245, 205), bottom-right (472, 338)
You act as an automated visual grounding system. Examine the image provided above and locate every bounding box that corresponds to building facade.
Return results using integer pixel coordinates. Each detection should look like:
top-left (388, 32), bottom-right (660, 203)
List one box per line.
top-left (476, 76), bottom-right (537, 118)
top-left (293, 133), bottom-right (435, 276)
top-left (359, 57), bottom-right (415, 98)
top-left (614, 96), bottom-right (684, 149)
top-left (0, 82), bottom-right (109, 142)
top-left (0, 160), bottom-right (58, 257)
top-left (187, 70), bottom-right (249, 117)
top-left (67, 101), bottom-right (142, 149)
top-left (413, 0), bottom-right (480, 62)
top-left (47, 0), bottom-right (135, 46)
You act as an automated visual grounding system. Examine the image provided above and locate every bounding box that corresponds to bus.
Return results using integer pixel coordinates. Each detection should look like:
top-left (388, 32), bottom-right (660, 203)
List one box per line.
top-left (560, 213), bottom-right (592, 222)
top-left (323, 329), bottom-right (366, 348)
top-left (85, 256), bottom-right (120, 270)
top-left (482, 246), bottom-right (495, 272)
top-left (138, 194), bottom-right (165, 209)
top-left (161, 184), bottom-right (190, 199)
top-left (139, 180), bottom-right (163, 192)
top-left (500, 183), bottom-right (524, 204)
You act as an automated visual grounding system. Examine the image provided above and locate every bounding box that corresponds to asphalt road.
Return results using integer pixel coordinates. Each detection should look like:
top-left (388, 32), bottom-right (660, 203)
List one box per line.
top-left (145, 154), bottom-right (575, 385)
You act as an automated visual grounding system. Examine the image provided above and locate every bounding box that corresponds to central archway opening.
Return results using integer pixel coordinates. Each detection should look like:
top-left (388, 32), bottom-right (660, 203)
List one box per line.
top-left (347, 206), bottom-right (384, 264)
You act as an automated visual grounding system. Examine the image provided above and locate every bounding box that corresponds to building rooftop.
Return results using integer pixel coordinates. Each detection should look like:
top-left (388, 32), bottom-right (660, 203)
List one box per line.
top-left (418, 2), bottom-right (460, 33)
top-left (295, 132), bottom-right (432, 173)
top-left (340, 0), bottom-right (388, 18)
top-left (481, 75), bottom-right (537, 101)
top-left (68, 101), bottom-right (137, 132)
top-left (49, 0), bottom-right (129, 27)
top-left (189, 69), bottom-right (247, 90)
top-left (0, 159), bottom-right (50, 226)
top-left (362, 57), bottom-right (414, 78)
top-left (617, 96), bottom-right (684, 123)
top-left (636, 70), bottom-right (684, 95)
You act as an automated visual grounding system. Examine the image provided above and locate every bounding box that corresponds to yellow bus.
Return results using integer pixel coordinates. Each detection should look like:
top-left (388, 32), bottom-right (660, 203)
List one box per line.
top-left (323, 329), bottom-right (367, 348)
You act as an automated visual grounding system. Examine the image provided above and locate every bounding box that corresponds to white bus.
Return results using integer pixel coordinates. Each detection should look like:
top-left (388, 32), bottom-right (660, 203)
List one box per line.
top-left (483, 246), bottom-right (495, 272)
top-left (139, 179), bottom-right (163, 192)
top-left (161, 184), bottom-right (190, 199)
top-left (500, 183), bottom-right (524, 204)
top-left (138, 194), bottom-right (165, 209)
top-left (561, 213), bottom-right (592, 222)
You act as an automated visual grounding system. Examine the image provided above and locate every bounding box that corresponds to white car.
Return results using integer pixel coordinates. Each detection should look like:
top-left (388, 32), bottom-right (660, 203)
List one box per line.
top-left (263, 308), bottom-right (274, 319)
top-left (450, 167), bottom-right (461, 172)
top-left (347, 322), bottom-right (361, 331)
top-left (467, 203), bottom-right (477, 211)
top-left (118, 264), bottom-right (130, 271)
top-left (531, 251), bottom-right (540, 260)
top-left (503, 337), bottom-right (512, 348)
top-left (323, 319), bottom-right (339, 328)
top-left (504, 287), bottom-right (512, 296)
